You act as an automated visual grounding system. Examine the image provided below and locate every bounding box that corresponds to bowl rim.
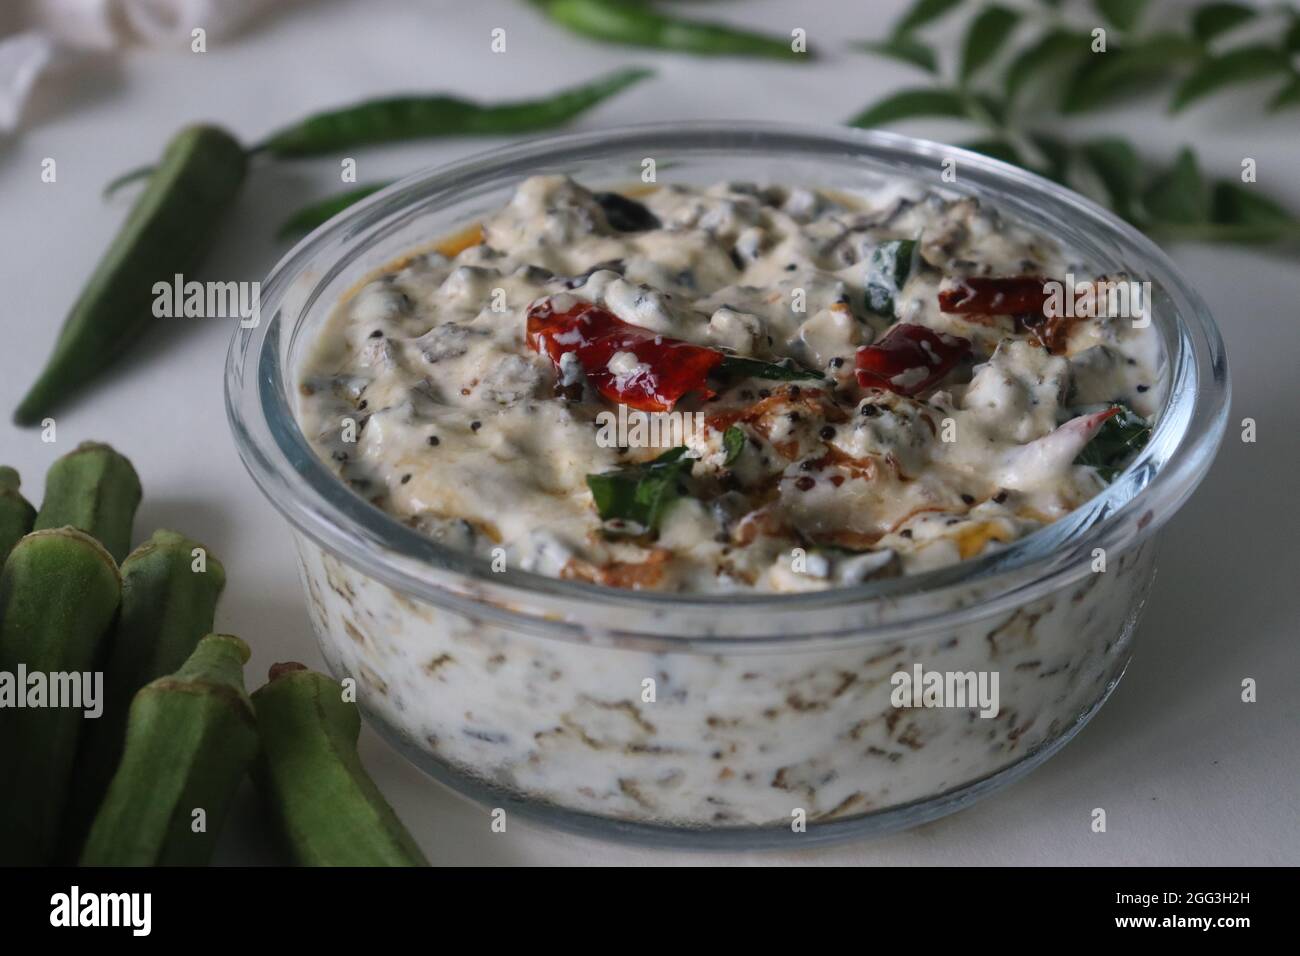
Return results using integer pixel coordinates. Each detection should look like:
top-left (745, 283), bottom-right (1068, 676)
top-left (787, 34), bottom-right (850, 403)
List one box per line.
top-left (225, 120), bottom-right (1230, 645)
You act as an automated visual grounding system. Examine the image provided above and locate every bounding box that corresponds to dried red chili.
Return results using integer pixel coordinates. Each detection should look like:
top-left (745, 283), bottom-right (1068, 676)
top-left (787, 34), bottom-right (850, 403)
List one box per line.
top-left (937, 276), bottom-right (1051, 315)
top-left (938, 276), bottom-right (1088, 353)
top-left (526, 297), bottom-right (722, 412)
top-left (854, 323), bottom-right (971, 396)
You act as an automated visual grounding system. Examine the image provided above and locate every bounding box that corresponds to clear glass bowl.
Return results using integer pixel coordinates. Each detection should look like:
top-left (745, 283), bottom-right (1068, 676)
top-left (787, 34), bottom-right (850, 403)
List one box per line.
top-left (226, 122), bottom-right (1229, 848)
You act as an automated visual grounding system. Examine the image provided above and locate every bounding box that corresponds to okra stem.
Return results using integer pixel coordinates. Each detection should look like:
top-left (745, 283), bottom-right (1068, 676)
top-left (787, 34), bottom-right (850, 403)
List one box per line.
top-left (0, 467), bottom-right (36, 566)
top-left (62, 529), bottom-right (226, 859)
top-left (33, 441), bottom-right (142, 564)
top-left (80, 634), bottom-right (258, 867)
top-left (252, 664), bottom-right (429, 867)
top-left (0, 527), bottom-right (122, 865)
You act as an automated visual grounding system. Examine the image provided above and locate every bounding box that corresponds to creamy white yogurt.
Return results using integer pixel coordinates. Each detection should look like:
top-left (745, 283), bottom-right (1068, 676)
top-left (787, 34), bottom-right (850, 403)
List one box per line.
top-left (297, 176), bottom-right (1162, 593)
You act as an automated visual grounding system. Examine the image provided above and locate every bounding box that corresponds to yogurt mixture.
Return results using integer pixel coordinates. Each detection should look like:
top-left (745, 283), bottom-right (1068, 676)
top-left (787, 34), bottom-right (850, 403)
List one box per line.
top-left (290, 174), bottom-right (1166, 830)
top-left (297, 176), bottom-right (1163, 592)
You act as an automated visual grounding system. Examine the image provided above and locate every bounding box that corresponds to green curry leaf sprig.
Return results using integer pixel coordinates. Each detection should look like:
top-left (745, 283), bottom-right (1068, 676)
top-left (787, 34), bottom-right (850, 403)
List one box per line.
top-left (849, 0), bottom-right (1300, 246)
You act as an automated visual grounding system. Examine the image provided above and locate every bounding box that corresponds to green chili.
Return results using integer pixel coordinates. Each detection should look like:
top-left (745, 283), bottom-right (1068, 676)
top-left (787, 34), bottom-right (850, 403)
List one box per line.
top-left (252, 663), bottom-right (429, 867)
top-left (254, 67), bottom-right (652, 157)
top-left (33, 441), bottom-right (142, 564)
top-left (277, 182), bottom-right (394, 239)
top-left (0, 527), bottom-right (122, 865)
top-left (15, 125), bottom-right (247, 425)
top-left (0, 467), bottom-right (36, 566)
top-left (62, 529), bottom-right (226, 859)
top-left (80, 634), bottom-right (258, 867)
top-left (533, 0), bottom-right (809, 60)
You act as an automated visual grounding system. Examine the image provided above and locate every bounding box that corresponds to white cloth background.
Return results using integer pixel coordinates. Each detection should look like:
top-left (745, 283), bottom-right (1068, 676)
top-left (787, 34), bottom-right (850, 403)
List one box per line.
top-left (0, 0), bottom-right (303, 131)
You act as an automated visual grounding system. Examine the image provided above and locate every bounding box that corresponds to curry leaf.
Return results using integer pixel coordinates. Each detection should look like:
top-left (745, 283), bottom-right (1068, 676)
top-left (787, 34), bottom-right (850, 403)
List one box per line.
top-left (967, 91), bottom-right (1008, 125)
top-left (1170, 45), bottom-right (1290, 112)
top-left (1078, 137), bottom-right (1144, 221)
top-left (1027, 133), bottom-right (1072, 184)
top-left (1191, 2), bottom-right (1257, 43)
top-left (1211, 180), bottom-right (1297, 232)
top-left (1142, 148), bottom-right (1209, 224)
top-left (1075, 405), bottom-right (1151, 481)
top-left (722, 426), bottom-right (746, 466)
top-left (1004, 29), bottom-right (1091, 99)
top-left (847, 87), bottom-right (971, 127)
top-left (715, 356), bottom-right (825, 382)
top-left (894, 0), bottom-right (965, 35)
top-left (586, 447), bottom-right (692, 532)
top-left (959, 5), bottom-right (1021, 84)
top-left (864, 239), bottom-right (918, 317)
top-left (961, 138), bottom-right (1025, 166)
top-left (1061, 34), bottom-right (1201, 113)
top-left (1269, 74), bottom-right (1300, 111)
top-left (856, 35), bottom-right (939, 73)
top-left (1094, 0), bottom-right (1150, 32)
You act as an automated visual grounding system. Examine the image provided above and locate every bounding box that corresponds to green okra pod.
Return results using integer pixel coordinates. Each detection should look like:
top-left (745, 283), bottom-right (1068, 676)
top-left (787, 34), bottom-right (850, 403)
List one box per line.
top-left (63, 529), bottom-right (226, 858)
top-left (0, 527), bottom-right (122, 865)
top-left (252, 663), bottom-right (429, 867)
top-left (0, 467), bottom-right (36, 566)
top-left (33, 441), bottom-right (142, 564)
top-left (80, 634), bottom-right (257, 867)
top-left (15, 124), bottom-right (247, 425)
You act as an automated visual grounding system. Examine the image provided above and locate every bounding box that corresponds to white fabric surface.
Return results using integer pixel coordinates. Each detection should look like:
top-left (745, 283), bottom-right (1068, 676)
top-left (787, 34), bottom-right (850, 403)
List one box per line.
top-left (0, 0), bottom-right (301, 131)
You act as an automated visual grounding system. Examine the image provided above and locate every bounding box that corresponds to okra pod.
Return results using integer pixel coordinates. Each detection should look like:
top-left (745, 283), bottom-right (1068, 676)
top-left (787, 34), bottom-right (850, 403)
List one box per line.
top-left (14, 124), bottom-right (247, 425)
top-left (63, 529), bottom-right (226, 858)
top-left (252, 663), bottom-right (429, 867)
top-left (33, 441), bottom-right (142, 564)
top-left (0, 467), bottom-right (36, 565)
top-left (80, 634), bottom-right (257, 867)
top-left (0, 527), bottom-right (122, 865)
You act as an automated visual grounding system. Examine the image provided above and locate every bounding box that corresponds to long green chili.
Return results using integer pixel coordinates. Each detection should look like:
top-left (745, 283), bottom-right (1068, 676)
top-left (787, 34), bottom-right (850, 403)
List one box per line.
top-left (104, 68), bottom-right (650, 196)
top-left (254, 66), bottom-right (652, 157)
top-left (277, 182), bottom-right (394, 239)
top-left (532, 0), bottom-right (810, 60)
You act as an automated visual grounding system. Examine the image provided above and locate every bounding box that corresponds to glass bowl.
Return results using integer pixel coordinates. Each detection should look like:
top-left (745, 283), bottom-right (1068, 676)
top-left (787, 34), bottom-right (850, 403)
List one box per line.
top-left (226, 122), bottom-right (1229, 848)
